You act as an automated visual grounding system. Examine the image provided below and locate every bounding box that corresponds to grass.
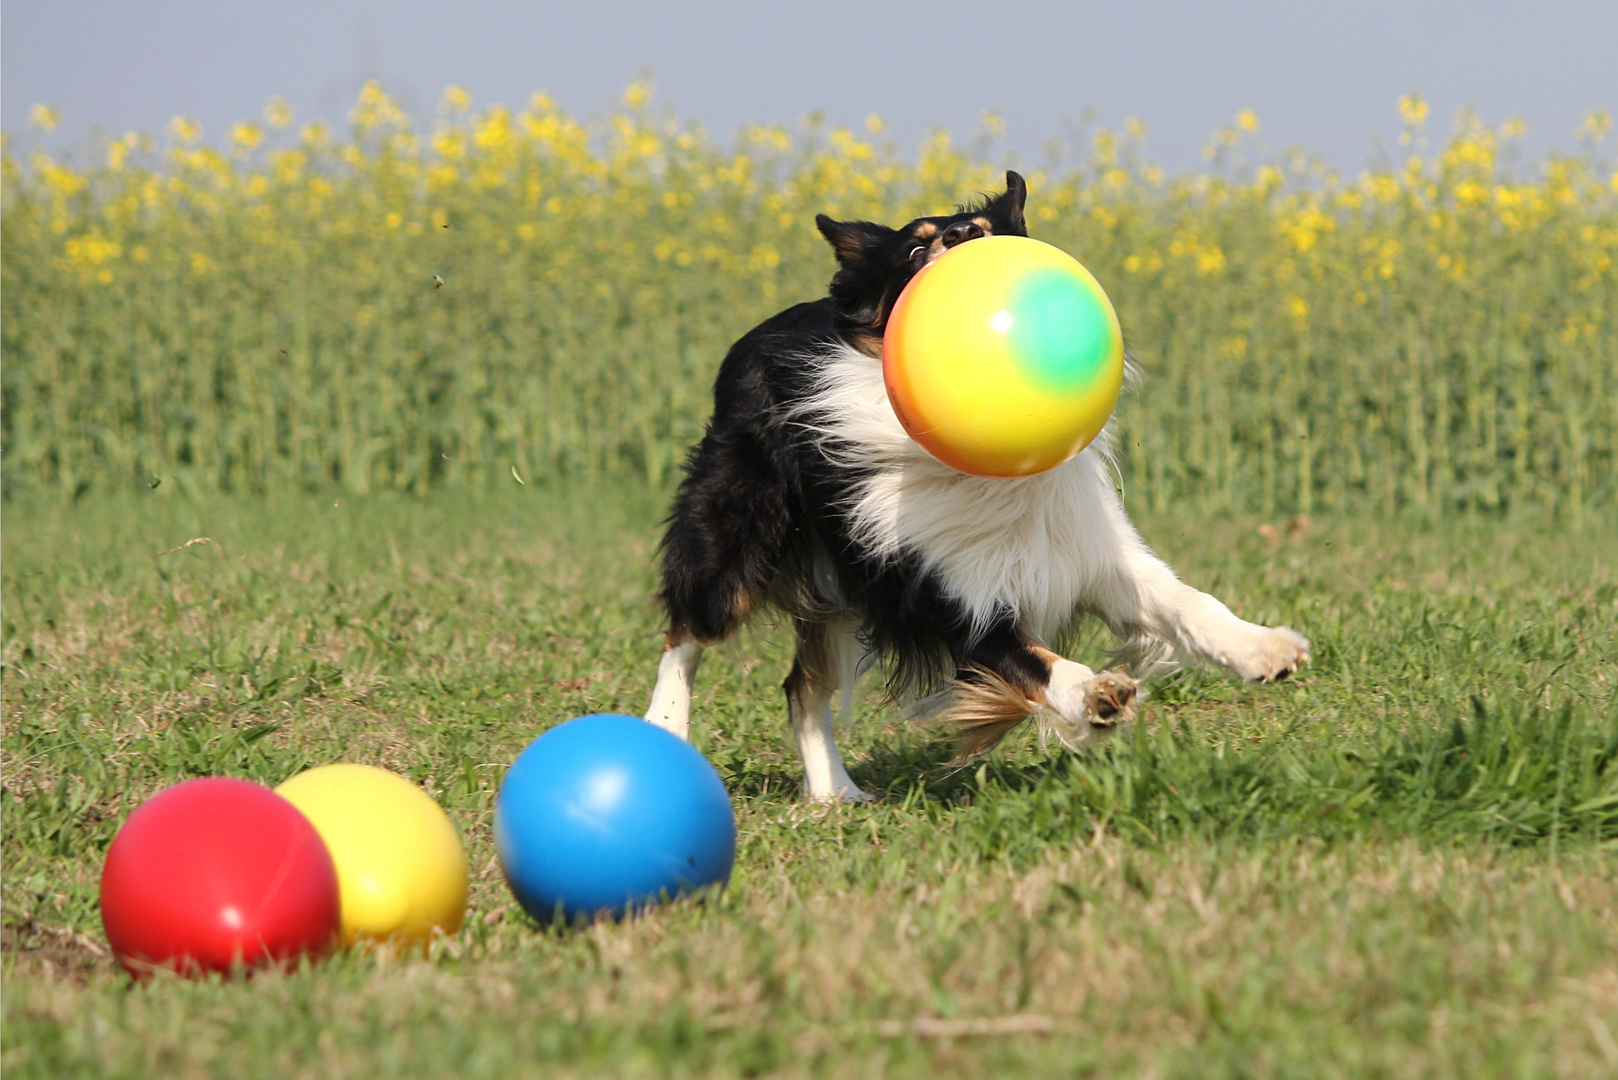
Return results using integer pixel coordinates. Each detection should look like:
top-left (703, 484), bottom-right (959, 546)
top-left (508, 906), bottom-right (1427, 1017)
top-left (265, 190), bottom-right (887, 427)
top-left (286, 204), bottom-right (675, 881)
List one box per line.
top-left (3, 485), bottom-right (1616, 1078)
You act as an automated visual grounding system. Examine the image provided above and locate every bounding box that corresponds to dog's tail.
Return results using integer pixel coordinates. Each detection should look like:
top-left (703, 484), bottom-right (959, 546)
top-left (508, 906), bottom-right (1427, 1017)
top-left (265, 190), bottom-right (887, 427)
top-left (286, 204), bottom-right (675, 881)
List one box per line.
top-left (923, 663), bottom-right (1140, 763)
top-left (922, 665), bottom-right (1039, 762)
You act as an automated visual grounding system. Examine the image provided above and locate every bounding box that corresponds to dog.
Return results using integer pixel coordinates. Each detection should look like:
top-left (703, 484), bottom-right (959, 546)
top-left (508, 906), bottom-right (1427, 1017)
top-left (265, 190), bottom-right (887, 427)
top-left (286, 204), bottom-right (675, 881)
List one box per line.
top-left (645, 171), bottom-right (1309, 802)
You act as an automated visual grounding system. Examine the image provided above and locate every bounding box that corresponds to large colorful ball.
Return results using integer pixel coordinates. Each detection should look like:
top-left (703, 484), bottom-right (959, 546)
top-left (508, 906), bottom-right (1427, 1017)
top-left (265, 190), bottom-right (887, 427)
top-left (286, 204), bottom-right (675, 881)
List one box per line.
top-left (495, 714), bottom-right (736, 923)
top-left (276, 764), bottom-right (469, 946)
top-left (99, 778), bottom-right (340, 978)
top-left (884, 235), bottom-right (1125, 478)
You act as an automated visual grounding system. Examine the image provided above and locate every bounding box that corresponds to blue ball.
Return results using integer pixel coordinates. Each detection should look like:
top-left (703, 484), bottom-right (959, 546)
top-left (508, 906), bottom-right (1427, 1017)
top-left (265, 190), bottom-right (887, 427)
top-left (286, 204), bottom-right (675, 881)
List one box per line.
top-left (495, 714), bottom-right (736, 922)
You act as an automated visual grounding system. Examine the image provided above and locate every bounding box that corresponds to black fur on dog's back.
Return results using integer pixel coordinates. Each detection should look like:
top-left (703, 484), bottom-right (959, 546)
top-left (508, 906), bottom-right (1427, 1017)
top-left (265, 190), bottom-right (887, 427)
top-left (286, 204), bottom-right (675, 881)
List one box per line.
top-left (658, 173), bottom-right (1033, 699)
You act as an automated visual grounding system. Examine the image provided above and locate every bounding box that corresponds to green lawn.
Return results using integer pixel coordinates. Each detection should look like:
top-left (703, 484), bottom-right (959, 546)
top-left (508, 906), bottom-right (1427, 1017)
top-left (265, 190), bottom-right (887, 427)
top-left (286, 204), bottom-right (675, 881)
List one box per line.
top-left (3, 487), bottom-right (1615, 1078)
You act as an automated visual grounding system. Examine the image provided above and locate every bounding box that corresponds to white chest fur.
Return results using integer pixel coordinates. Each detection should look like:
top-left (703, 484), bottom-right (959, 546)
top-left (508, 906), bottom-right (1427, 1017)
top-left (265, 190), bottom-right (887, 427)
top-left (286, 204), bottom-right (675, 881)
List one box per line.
top-left (793, 344), bottom-right (1129, 643)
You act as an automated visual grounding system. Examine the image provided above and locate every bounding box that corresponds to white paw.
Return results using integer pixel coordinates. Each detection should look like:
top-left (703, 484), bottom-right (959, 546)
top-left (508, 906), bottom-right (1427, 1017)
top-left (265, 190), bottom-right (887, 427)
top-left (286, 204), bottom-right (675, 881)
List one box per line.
top-left (807, 780), bottom-right (875, 804)
top-left (1042, 661), bottom-right (1137, 750)
top-left (1219, 625), bottom-right (1311, 683)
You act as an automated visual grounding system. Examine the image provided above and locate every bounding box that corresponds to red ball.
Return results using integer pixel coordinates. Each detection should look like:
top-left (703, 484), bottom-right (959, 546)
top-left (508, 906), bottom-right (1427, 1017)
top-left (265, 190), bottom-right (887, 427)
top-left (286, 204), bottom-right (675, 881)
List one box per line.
top-left (100, 778), bottom-right (340, 978)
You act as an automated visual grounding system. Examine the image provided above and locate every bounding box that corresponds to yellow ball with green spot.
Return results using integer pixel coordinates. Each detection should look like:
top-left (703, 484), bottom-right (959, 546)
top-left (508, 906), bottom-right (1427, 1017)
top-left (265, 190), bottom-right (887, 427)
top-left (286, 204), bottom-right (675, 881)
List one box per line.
top-left (883, 235), bottom-right (1125, 478)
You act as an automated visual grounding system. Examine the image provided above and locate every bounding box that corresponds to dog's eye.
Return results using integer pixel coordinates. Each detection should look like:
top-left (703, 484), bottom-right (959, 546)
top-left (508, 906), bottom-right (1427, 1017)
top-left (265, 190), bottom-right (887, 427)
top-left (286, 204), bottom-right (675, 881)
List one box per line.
top-left (908, 245), bottom-right (927, 260)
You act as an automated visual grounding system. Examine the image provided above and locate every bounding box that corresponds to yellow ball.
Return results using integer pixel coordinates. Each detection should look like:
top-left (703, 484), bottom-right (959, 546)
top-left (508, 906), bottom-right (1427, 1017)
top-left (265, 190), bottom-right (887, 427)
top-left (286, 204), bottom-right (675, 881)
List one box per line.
top-left (276, 764), bottom-right (468, 946)
top-left (884, 235), bottom-right (1125, 477)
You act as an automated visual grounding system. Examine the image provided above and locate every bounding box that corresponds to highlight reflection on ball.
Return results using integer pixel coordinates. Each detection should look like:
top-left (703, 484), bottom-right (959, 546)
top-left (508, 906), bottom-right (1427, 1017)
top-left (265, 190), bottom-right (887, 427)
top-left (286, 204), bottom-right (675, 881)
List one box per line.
top-left (884, 235), bottom-right (1125, 478)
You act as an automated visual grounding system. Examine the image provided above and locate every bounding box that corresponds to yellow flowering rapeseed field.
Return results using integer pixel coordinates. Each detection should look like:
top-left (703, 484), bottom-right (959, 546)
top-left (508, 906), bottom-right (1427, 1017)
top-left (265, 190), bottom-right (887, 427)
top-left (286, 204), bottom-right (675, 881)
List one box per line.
top-left (3, 84), bottom-right (1614, 519)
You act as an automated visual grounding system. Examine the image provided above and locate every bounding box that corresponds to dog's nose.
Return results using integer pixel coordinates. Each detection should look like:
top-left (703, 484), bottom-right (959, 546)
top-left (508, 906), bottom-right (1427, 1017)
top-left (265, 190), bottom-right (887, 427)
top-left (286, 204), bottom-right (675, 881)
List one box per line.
top-left (941, 221), bottom-right (985, 248)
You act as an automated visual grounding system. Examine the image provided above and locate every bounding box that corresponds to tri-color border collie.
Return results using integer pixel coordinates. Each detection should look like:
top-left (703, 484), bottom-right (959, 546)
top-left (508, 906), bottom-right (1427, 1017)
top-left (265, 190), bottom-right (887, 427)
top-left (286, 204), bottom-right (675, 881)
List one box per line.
top-left (646, 171), bottom-right (1309, 802)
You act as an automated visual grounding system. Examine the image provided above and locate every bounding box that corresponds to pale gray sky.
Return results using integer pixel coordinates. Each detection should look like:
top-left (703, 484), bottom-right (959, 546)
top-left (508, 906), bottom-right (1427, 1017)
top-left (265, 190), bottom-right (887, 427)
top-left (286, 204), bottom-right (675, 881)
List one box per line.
top-left (4, 1), bottom-right (1614, 173)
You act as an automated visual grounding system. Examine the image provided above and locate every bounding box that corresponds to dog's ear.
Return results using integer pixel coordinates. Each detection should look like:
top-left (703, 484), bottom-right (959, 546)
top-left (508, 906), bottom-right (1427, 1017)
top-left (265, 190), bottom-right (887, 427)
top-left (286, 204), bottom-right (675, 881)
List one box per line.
top-left (816, 215), bottom-right (893, 265)
top-left (988, 171), bottom-right (1028, 232)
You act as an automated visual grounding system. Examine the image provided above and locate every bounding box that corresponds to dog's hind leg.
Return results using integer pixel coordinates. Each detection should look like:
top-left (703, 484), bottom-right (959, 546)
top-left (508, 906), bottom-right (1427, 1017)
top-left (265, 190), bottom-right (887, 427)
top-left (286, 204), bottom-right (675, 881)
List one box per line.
top-left (786, 617), bottom-right (873, 803)
top-left (647, 635), bottom-right (704, 740)
top-left (649, 425), bottom-right (791, 740)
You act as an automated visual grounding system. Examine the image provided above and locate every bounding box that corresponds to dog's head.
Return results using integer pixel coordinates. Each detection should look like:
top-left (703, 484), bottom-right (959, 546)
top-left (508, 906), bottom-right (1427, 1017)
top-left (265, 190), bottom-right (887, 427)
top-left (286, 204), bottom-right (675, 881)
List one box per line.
top-left (815, 170), bottom-right (1028, 338)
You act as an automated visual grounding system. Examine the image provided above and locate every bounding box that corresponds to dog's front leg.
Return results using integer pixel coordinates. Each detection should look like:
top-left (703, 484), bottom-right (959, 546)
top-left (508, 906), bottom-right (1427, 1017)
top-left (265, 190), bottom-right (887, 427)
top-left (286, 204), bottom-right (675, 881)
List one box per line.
top-left (1037, 647), bottom-right (1138, 747)
top-left (1086, 483), bottom-right (1310, 681)
top-left (1106, 543), bottom-right (1310, 682)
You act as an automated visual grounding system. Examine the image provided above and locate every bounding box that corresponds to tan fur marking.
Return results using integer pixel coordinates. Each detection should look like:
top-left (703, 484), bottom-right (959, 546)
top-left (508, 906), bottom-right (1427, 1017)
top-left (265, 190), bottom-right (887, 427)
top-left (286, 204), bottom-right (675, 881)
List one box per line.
top-left (972, 216), bottom-right (992, 231)
top-left (913, 221), bottom-right (938, 239)
top-left (1026, 645), bottom-right (1063, 696)
top-left (848, 329), bottom-right (883, 359)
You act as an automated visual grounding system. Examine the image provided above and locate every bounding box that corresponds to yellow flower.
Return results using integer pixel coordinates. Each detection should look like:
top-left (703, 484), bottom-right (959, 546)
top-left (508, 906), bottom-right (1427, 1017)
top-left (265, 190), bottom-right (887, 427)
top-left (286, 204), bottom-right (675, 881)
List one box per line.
top-left (473, 107), bottom-right (515, 152)
top-left (1398, 94), bottom-right (1429, 127)
top-left (1093, 129), bottom-right (1117, 167)
top-left (28, 104), bottom-right (60, 132)
top-left (264, 97), bottom-right (294, 129)
top-left (432, 129), bottom-right (467, 161)
top-left (442, 85), bottom-right (473, 112)
top-left (1284, 206), bottom-right (1334, 253)
top-left (40, 160), bottom-right (86, 197)
top-left (1236, 109), bottom-right (1259, 134)
top-left (427, 164), bottom-right (459, 191)
top-left (1367, 173), bottom-right (1400, 204)
top-left (63, 232), bottom-right (122, 275)
top-left (169, 116), bottom-right (202, 144)
top-left (230, 122), bottom-right (264, 152)
top-left (622, 80), bottom-right (652, 110)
